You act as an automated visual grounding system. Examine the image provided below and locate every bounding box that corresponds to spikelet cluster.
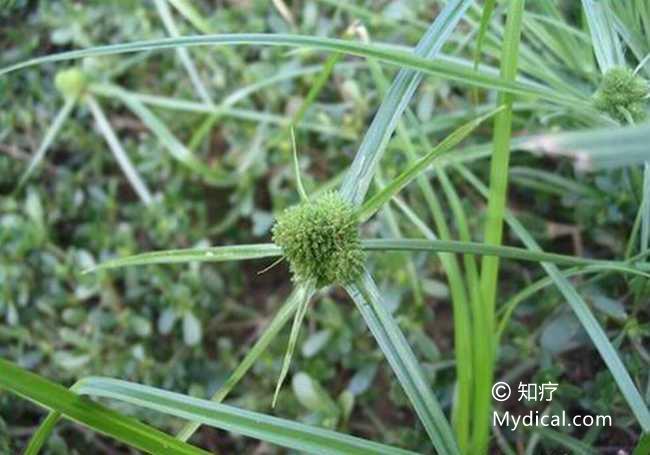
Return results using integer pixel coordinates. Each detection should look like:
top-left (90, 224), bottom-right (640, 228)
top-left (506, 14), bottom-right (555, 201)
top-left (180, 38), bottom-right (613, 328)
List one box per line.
top-left (272, 191), bottom-right (365, 287)
top-left (54, 68), bottom-right (87, 100)
top-left (593, 67), bottom-right (648, 122)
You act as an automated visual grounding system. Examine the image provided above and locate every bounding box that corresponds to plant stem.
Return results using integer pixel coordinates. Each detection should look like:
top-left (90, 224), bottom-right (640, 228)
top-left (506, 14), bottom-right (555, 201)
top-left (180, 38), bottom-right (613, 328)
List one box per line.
top-left (474, 1), bottom-right (525, 453)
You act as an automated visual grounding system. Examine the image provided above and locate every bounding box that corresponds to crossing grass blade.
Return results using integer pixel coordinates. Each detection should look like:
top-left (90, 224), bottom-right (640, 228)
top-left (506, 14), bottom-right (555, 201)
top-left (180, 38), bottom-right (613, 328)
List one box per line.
top-left (28, 285), bottom-right (315, 449)
top-left (272, 285), bottom-right (311, 407)
top-left (345, 271), bottom-right (460, 455)
top-left (456, 163), bottom-right (650, 433)
top-left (16, 97), bottom-right (75, 190)
top-left (176, 284), bottom-right (314, 441)
top-left (73, 376), bottom-right (417, 455)
top-left (475, 2), bottom-right (526, 452)
top-left (533, 428), bottom-right (596, 455)
top-left (361, 239), bottom-right (650, 276)
top-left (84, 243), bottom-right (281, 273)
top-left (154, 0), bottom-right (214, 106)
top-left (339, 0), bottom-right (475, 205)
top-left (86, 95), bottom-right (154, 205)
top-left (90, 84), bottom-right (355, 140)
top-left (357, 106), bottom-right (502, 222)
top-left (89, 84), bottom-right (220, 182)
top-left (581, 0), bottom-right (624, 71)
top-left (521, 122), bottom-right (650, 170)
top-left (0, 34), bottom-right (583, 107)
top-left (0, 358), bottom-right (210, 455)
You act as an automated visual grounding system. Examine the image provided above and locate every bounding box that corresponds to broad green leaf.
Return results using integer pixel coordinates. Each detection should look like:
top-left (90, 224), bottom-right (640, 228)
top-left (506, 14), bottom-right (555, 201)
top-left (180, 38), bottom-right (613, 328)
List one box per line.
top-left (74, 377), bottom-right (417, 455)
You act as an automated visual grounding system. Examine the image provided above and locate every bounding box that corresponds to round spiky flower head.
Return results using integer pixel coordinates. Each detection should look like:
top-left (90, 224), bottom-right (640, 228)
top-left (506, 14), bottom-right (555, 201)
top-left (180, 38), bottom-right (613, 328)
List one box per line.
top-left (593, 67), bottom-right (648, 123)
top-left (272, 191), bottom-right (365, 287)
top-left (54, 68), bottom-right (87, 100)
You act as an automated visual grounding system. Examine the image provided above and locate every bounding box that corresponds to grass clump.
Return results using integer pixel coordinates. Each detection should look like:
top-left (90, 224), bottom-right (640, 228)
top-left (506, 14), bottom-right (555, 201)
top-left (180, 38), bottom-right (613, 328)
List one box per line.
top-left (272, 191), bottom-right (365, 287)
top-left (593, 66), bottom-right (648, 122)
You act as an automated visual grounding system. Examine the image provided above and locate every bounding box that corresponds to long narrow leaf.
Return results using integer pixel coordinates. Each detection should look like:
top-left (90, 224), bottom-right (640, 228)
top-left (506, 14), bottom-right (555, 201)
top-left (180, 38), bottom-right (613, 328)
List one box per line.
top-left (358, 106), bottom-right (502, 221)
top-left (176, 284), bottom-right (314, 441)
top-left (74, 377), bottom-right (416, 455)
top-left (345, 271), bottom-right (460, 455)
top-left (154, 0), bottom-right (214, 105)
top-left (0, 358), bottom-right (209, 455)
top-left (17, 97), bottom-right (75, 189)
top-left (0, 34), bottom-right (580, 107)
top-left (85, 243), bottom-right (282, 273)
top-left (339, 0), bottom-right (475, 205)
top-left (581, 0), bottom-right (624, 72)
top-left (86, 95), bottom-right (154, 205)
top-left (362, 238), bottom-right (650, 276)
top-left (95, 84), bottom-right (219, 181)
top-left (457, 163), bottom-right (650, 433)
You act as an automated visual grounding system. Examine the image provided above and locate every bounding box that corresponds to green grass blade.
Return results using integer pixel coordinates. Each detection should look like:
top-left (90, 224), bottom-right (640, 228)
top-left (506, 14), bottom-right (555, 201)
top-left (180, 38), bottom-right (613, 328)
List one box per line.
top-left (154, 0), bottom-right (214, 105)
top-left (0, 34), bottom-right (580, 107)
top-left (24, 410), bottom-right (60, 455)
top-left (90, 83), bottom-right (355, 140)
top-left (89, 84), bottom-right (219, 181)
top-left (345, 271), bottom-right (460, 455)
top-left (339, 0), bottom-right (475, 205)
top-left (361, 238), bottom-right (650, 276)
top-left (272, 285), bottom-right (311, 406)
top-left (473, 0), bottom-right (497, 71)
top-left (85, 243), bottom-right (282, 273)
top-left (357, 106), bottom-right (502, 222)
top-left (86, 95), bottom-right (154, 205)
top-left (476, 1), bottom-right (525, 452)
top-left (521, 122), bottom-right (650, 170)
top-left (534, 427), bottom-right (596, 455)
top-left (17, 97), bottom-right (75, 189)
top-left (176, 284), bottom-right (314, 441)
top-left (471, 0), bottom-right (497, 103)
top-left (290, 127), bottom-right (309, 201)
top-left (0, 358), bottom-right (209, 455)
top-left (581, 0), bottom-right (624, 72)
top-left (457, 163), bottom-right (650, 433)
top-left (74, 377), bottom-right (416, 455)
top-left (168, 0), bottom-right (211, 34)
top-left (360, 39), bottom-right (473, 448)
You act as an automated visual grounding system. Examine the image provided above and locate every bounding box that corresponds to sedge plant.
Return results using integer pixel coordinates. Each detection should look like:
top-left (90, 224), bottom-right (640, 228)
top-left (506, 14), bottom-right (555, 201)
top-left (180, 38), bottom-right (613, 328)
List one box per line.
top-left (3, 1), bottom-right (650, 454)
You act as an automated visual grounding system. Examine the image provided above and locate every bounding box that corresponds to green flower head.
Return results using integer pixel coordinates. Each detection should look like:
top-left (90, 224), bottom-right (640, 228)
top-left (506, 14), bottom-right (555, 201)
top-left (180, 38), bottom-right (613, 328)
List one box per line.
top-left (54, 68), bottom-right (87, 100)
top-left (593, 66), bottom-right (648, 123)
top-left (272, 191), bottom-right (365, 287)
